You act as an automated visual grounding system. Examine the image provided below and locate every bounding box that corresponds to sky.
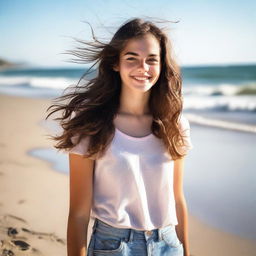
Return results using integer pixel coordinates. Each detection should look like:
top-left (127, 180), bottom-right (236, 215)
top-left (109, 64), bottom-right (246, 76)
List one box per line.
top-left (1, 0), bottom-right (256, 67)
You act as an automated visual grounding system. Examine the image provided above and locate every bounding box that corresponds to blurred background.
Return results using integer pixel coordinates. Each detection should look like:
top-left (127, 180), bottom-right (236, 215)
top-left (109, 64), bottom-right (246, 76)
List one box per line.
top-left (1, 0), bottom-right (256, 247)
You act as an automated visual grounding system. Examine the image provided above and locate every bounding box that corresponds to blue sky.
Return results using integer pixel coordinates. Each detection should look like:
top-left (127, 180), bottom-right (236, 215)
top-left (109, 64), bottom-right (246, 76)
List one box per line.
top-left (1, 0), bottom-right (255, 67)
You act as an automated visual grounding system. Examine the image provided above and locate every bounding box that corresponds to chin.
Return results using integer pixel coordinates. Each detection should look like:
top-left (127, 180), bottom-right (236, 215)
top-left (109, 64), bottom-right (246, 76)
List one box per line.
top-left (133, 84), bottom-right (154, 92)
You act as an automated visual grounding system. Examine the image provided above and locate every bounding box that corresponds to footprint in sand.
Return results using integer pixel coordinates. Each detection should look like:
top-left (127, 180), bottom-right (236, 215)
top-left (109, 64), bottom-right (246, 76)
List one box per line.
top-left (2, 249), bottom-right (15, 256)
top-left (0, 214), bottom-right (66, 255)
top-left (11, 240), bottom-right (30, 250)
top-left (7, 227), bottom-right (18, 236)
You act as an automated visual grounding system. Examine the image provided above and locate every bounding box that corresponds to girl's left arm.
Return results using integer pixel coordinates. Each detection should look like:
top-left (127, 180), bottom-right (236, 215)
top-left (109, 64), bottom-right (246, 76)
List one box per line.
top-left (173, 157), bottom-right (191, 256)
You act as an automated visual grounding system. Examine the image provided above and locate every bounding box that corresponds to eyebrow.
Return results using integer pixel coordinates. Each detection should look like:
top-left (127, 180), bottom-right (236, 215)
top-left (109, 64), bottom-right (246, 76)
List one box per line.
top-left (123, 52), bottom-right (159, 57)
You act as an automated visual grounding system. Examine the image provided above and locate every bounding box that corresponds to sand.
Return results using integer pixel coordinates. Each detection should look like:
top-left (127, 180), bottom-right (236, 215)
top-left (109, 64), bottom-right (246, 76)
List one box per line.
top-left (0, 94), bottom-right (255, 256)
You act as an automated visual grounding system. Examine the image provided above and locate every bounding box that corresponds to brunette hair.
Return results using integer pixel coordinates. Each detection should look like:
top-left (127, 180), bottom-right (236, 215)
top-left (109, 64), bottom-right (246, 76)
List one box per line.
top-left (46, 17), bottom-right (187, 160)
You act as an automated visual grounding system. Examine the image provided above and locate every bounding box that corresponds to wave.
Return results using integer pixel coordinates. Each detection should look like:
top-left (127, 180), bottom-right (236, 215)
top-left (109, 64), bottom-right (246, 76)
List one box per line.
top-left (1, 74), bottom-right (256, 95)
top-left (183, 82), bottom-right (256, 96)
top-left (1, 75), bottom-right (256, 113)
top-left (184, 95), bottom-right (256, 112)
top-left (0, 75), bottom-right (77, 89)
top-left (1, 74), bottom-right (256, 96)
top-left (186, 113), bottom-right (256, 134)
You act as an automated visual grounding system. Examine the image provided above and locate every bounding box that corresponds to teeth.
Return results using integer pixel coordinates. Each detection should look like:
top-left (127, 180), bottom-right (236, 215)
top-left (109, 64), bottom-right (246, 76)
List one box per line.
top-left (133, 76), bottom-right (150, 81)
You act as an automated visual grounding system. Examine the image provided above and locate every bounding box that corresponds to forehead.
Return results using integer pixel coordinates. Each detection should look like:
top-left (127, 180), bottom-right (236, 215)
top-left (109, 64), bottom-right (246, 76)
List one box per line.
top-left (121, 33), bottom-right (160, 56)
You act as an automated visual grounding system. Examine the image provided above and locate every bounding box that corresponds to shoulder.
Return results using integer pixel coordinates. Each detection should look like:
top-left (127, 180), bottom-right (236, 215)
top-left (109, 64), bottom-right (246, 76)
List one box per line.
top-left (178, 114), bottom-right (190, 131)
top-left (69, 134), bottom-right (91, 156)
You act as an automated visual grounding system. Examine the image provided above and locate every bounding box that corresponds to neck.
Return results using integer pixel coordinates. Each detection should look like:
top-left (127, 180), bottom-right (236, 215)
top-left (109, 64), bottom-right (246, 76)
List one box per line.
top-left (118, 86), bottom-right (151, 116)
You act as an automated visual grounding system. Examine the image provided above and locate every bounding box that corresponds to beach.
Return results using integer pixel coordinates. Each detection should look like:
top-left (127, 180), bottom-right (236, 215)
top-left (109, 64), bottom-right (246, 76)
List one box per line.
top-left (0, 93), bottom-right (256, 256)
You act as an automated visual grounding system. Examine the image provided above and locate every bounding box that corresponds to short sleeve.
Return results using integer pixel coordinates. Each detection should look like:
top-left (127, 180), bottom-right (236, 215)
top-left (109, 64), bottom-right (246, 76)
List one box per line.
top-left (177, 114), bottom-right (194, 155)
top-left (69, 134), bottom-right (90, 156)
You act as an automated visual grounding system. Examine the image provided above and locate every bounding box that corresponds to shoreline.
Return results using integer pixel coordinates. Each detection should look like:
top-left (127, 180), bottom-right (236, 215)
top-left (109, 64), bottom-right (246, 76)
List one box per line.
top-left (0, 94), bottom-right (256, 255)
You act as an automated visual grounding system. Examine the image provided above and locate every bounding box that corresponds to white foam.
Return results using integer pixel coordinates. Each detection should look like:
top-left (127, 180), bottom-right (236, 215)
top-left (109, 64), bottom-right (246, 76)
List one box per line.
top-left (183, 82), bottom-right (256, 96)
top-left (184, 95), bottom-right (256, 112)
top-left (186, 113), bottom-right (256, 133)
top-left (0, 75), bottom-right (77, 89)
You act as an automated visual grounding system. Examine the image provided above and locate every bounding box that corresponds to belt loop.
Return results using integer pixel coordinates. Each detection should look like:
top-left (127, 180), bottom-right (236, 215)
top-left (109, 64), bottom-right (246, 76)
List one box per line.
top-left (92, 218), bottom-right (98, 234)
top-left (158, 227), bottom-right (163, 241)
top-left (128, 229), bottom-right (134, 242)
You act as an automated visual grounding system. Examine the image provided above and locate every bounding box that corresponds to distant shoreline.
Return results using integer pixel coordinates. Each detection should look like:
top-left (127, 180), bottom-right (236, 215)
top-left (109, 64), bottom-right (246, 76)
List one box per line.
top-left (0, 57), bottom-right (25, 71)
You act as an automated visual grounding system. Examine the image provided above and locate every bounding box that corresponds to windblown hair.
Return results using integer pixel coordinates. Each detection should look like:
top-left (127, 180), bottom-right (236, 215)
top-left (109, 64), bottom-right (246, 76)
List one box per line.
top-left (46, 17), bottom-right (187, 160)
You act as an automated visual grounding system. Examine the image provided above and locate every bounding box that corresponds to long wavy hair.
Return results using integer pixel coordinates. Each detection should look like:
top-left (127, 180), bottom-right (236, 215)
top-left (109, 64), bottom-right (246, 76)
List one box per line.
top-left (46, 17), bottom-right (186, 160)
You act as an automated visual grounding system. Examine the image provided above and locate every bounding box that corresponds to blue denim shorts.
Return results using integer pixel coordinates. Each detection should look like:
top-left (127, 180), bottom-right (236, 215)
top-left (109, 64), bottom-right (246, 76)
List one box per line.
top-left (87, 218), bottom-right (184, 256)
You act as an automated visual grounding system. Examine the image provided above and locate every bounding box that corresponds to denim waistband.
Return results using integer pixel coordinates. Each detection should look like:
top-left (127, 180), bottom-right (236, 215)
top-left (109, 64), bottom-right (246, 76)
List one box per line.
top-left (92, 218), bottom-right (176, 242)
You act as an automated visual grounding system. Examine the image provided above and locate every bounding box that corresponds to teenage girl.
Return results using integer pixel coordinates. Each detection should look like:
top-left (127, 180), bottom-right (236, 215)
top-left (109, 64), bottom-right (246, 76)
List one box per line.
top-left (46, 18), bottom-right (193, 256)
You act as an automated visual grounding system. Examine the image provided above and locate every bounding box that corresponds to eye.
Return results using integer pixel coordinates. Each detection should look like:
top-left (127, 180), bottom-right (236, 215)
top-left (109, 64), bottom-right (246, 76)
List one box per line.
top-left (126, 57), bottom-right (159, 62)
top-left (148, 58), bottom-right (158, 62)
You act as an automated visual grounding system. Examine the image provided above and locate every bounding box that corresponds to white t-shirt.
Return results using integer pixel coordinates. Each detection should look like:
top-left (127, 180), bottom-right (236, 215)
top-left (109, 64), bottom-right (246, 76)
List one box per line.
top-left (69, 114), bottom-right (193, 230)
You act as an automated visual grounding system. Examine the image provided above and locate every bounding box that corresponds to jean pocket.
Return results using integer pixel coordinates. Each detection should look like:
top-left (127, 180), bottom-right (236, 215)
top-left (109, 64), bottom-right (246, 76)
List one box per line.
top-left (161, 228), bottom-right (183, 248)
top-left (92, 231), bottom-right (125, 255)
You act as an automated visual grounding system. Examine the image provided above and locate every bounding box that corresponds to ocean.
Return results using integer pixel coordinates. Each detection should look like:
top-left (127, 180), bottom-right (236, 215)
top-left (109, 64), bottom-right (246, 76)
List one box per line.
top-left (0, 64), bottom-right (255, 130)
top-left (1, 64), bottom-right (256, 240)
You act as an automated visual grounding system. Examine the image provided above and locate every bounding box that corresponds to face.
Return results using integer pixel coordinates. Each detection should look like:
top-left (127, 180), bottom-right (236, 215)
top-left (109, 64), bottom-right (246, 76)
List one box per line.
top-left (113, 33), bottom-right (161, 93)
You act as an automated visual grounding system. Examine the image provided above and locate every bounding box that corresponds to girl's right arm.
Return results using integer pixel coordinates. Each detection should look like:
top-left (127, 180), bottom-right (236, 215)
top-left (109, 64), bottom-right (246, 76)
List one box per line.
top-left (67, 153), bottom-right (95, 256)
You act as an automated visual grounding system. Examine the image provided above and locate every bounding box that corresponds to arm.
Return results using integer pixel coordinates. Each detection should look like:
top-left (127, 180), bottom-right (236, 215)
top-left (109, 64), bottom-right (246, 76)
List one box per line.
top-left (67, 153), bottom-right (95, 256)
top-left (173, 157), bottom-right (191, 256)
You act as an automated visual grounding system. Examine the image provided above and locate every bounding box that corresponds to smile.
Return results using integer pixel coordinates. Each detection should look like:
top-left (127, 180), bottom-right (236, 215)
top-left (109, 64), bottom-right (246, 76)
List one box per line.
top-left (132, 76), bottom-right (152, 81)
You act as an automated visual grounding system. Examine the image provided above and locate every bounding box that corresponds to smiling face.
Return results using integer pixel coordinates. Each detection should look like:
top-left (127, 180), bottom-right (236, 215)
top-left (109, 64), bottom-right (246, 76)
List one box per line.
top-left (113, 33), bottom-right (161, 93)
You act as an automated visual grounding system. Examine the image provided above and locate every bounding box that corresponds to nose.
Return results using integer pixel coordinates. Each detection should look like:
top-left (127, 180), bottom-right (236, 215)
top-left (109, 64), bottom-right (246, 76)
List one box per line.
top-left (138, 60), bottom-right (150, 72)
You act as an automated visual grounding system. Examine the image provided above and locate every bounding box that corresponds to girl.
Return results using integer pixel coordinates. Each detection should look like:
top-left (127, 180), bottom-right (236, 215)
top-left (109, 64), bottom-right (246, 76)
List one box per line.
top-left (46, 18), bottom-right (193, 256)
